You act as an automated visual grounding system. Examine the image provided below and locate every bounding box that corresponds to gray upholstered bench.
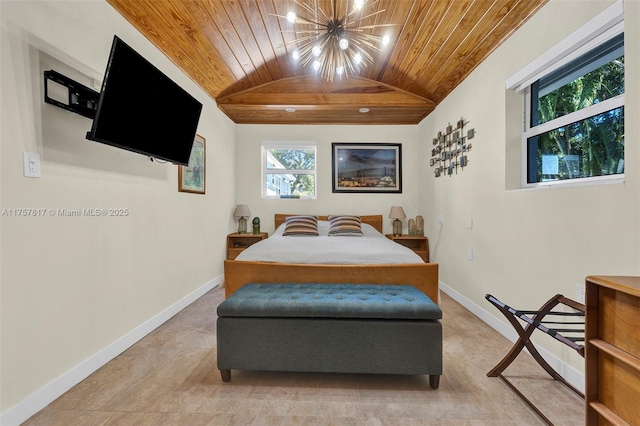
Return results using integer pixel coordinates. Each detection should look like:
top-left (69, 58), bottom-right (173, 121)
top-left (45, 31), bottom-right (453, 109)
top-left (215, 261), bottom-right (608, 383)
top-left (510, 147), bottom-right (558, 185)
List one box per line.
top-left (216, 283), bottom-right (443, 389)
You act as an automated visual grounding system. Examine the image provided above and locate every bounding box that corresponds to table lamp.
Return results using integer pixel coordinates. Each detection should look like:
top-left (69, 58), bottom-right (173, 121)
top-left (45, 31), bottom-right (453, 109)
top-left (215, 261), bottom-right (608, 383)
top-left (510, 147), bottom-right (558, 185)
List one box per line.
top-left (233, 204), bottom-right (251, 234)
top-left (389, 206), bottom-right (406, 236)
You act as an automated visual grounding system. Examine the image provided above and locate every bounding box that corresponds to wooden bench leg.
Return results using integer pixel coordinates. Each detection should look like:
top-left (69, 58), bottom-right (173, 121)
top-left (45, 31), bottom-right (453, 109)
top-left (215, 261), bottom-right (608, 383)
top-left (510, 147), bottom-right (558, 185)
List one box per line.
top-left (220, 369), bottom-right (231, 382)
top-left (429, 375), bottom-right (440, 389)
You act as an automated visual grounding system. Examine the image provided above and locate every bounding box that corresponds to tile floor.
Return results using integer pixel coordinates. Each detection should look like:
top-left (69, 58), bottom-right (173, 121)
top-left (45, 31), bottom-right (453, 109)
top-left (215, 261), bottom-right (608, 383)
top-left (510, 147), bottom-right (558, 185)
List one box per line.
top-left (23, 287), bottom-right (584, 425)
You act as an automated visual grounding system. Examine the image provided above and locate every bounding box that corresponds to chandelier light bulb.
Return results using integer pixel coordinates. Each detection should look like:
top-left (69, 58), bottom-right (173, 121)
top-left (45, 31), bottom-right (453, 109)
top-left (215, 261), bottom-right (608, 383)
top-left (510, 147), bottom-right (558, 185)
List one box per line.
top-left (274, 0), bottom-right (388, 82)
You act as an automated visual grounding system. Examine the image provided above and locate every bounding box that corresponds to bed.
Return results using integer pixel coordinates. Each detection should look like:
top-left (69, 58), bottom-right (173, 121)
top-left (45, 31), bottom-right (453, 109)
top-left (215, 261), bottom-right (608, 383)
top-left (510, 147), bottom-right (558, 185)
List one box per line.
top-left (222, 214), bottom-right (439, 303)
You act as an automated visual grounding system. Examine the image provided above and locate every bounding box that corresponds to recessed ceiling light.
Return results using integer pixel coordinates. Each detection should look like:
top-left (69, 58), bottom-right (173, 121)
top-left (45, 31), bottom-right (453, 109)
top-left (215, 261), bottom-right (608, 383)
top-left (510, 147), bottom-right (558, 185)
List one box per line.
top-left (359, 108), bottom-right (370, 113)
top-left (285, 107), bottom-right (296, 113)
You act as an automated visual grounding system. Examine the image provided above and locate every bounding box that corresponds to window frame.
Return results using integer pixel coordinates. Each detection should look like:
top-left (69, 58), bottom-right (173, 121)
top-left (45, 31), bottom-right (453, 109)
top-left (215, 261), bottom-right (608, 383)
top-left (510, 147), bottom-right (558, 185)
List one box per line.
top-left (261, 141), bottom-right (317, 199)
top-left (522, 92), bottom-right (625, 188)
top-left (506, 0), bottom-right (625, 189)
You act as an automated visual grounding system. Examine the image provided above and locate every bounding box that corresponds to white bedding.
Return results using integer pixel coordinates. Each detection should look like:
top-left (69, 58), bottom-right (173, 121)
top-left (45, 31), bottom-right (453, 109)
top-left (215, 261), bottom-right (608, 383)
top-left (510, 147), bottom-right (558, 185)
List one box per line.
top-left (235, 221), bottom-right (424, 264)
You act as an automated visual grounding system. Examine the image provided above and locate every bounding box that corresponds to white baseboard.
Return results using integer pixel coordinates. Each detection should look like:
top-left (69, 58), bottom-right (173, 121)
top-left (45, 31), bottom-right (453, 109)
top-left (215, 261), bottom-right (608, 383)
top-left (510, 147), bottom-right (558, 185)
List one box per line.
top-left (0, 276), bottom-right (222, 426)
top-left (439, 281), bottom-right (585, 393)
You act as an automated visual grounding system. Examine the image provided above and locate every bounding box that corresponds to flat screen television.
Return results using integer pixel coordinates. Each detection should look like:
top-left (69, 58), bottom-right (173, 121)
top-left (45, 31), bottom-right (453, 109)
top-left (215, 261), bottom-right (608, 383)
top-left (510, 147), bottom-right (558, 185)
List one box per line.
top-left (86, 36), bottom-right (202, 166)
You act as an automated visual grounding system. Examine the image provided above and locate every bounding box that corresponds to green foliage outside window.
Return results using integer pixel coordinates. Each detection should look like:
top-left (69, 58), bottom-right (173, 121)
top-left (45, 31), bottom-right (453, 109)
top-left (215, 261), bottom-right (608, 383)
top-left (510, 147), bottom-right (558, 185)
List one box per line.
top-left (528, 34), bottom-right (624, 184)
top-left (268, 148), bottom-right (316, 197)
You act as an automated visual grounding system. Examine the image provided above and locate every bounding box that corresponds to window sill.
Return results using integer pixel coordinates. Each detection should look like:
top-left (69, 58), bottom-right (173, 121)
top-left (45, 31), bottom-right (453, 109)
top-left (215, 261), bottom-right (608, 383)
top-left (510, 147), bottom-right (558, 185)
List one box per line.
top-left (520, 175), bottom-right (625, 191)
top-left (262, 196), bottom-right (317, 200)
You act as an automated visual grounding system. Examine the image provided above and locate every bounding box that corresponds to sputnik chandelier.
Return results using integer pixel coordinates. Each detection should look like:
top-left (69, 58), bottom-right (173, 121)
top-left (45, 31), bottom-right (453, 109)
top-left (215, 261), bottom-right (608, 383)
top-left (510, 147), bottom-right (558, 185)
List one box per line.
top-left (275, 0), bottom-right (393, 82)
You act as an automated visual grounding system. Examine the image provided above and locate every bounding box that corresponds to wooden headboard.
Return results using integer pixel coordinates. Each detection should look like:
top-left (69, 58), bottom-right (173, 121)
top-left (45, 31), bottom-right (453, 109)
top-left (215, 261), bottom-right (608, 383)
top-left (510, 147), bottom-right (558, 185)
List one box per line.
top-left (275, 214), bottom-right (383, 233)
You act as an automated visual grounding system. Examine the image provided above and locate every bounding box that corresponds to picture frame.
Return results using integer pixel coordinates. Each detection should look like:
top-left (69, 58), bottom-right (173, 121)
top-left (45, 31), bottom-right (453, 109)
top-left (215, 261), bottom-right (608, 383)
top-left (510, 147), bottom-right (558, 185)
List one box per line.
top-left (332, 143), bottom-right (402, 193)
top-left (178, 133), bottom-right (205, 194)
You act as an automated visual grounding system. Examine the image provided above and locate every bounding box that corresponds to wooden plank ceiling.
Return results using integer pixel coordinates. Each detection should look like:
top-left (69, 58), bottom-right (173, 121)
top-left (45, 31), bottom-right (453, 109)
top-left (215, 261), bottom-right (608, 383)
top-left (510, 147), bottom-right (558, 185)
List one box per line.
top-left (107, 0), bottom-right (547, 125)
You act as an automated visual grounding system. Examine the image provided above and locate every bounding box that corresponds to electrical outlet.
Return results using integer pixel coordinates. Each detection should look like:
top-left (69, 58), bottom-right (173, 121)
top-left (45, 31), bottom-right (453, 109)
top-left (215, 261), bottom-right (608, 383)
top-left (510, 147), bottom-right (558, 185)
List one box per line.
top-left (576, 284), bottom-right (586, 304)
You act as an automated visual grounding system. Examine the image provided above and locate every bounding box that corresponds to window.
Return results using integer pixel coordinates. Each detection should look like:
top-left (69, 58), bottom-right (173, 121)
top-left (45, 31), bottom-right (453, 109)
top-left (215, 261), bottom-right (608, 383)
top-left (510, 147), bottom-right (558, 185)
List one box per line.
top-left (506, 1), bottom-right (625, 188)
top-left (525, 34), bottom-right (624, 185)
top-left (262, 143), bottom-right (316, 199)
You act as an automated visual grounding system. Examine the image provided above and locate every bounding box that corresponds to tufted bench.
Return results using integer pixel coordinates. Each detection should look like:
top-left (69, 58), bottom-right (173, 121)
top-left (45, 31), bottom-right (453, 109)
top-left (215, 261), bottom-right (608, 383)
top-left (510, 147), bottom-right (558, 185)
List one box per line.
top-left (216, 283), bottom-right (442, 388)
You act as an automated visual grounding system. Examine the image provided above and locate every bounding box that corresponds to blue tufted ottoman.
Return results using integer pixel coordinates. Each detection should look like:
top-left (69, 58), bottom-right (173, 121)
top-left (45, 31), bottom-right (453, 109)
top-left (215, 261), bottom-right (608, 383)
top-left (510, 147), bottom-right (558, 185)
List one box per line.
top-left (216, 283), bottom-right (442, 388)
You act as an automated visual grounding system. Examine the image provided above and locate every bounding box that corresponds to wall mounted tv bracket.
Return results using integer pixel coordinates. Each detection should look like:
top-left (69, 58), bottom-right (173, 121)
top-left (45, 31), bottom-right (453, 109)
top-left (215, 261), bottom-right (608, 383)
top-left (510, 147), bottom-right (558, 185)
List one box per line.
top-left (44, 70), bottom-right (99, 119)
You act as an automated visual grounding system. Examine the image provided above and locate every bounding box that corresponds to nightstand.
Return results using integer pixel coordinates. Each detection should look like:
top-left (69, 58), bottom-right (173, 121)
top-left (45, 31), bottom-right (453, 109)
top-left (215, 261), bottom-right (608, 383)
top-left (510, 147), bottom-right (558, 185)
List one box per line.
top-left (227, 233), bottom-right (268, 260)
top-left (386, 235), bottom-right (429, 262)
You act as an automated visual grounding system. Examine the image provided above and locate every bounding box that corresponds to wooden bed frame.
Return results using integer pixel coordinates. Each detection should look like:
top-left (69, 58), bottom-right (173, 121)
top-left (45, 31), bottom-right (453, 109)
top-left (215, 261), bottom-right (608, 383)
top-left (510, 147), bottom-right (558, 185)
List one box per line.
top-left (223, 214), bottom-right (439, 303)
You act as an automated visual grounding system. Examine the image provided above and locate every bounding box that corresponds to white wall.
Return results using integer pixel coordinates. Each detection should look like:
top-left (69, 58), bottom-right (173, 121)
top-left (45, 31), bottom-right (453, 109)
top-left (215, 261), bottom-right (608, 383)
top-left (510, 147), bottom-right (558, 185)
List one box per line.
top-left (234, 124), bottom-right (422, 236)
top-left (418, 0), bottom-right (639, 379)
top-left (0, 0), bottom-right (235, 420)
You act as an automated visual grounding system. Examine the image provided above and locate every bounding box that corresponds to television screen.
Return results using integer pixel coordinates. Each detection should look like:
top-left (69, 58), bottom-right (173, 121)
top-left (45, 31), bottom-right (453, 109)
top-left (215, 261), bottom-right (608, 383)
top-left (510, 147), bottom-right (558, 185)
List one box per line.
top-left (87, 36), bottom-right (202, 166)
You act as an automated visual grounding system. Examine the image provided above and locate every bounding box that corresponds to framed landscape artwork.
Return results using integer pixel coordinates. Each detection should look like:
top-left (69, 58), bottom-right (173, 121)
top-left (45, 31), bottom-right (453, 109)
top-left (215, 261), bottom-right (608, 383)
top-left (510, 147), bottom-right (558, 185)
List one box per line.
top-left (332, 143), bottom-right (402, 193)
top-left (178, 133), bottom-right (205, 194)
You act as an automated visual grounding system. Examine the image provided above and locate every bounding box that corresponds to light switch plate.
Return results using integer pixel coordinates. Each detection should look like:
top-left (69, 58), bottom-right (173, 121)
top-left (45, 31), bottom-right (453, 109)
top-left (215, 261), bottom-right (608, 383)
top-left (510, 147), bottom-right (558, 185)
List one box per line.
top-left (576, 284), bottom-right (586, 304)
top-left (23, 152), bottom-right (41, 178)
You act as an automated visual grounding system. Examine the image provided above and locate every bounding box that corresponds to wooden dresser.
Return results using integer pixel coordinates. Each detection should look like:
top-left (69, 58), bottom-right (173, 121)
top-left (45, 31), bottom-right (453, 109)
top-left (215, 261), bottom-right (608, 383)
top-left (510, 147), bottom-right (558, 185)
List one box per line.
top-left (585, 276), bottom-right (640, 425)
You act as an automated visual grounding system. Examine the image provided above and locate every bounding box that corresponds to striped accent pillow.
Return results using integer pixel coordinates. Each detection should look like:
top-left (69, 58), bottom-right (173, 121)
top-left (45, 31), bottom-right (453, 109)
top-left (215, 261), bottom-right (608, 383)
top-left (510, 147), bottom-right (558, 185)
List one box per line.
top-left (327, 215), bottom-right (363, 236)
top-left (282, 215), bottom-right (319, 236)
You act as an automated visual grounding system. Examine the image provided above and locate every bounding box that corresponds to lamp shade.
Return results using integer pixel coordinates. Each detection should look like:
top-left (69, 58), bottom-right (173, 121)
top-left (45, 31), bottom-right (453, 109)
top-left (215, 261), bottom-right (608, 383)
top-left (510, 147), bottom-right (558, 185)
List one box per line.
top-left (233, 204), bottom-right (251, 218)
top-left (389, 206), bottom-right (406, 219)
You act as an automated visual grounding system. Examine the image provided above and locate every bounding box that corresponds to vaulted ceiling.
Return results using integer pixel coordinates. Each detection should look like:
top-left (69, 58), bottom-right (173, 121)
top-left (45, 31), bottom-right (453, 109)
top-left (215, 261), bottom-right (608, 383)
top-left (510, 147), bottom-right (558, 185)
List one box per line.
top-left (107, 0), bottom-right (547, 125)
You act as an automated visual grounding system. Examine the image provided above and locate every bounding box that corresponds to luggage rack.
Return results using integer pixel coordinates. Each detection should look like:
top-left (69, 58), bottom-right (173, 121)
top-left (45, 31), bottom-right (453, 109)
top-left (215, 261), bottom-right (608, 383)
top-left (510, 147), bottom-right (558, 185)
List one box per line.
top-left (485, 293), bottom-right (585, 425)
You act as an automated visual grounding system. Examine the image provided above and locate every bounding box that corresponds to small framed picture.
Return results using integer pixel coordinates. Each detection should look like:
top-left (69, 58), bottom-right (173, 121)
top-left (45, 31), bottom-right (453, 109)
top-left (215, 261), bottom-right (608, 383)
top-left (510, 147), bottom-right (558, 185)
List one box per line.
top-left (178, 134), bottom-right (205, 194)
